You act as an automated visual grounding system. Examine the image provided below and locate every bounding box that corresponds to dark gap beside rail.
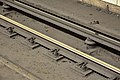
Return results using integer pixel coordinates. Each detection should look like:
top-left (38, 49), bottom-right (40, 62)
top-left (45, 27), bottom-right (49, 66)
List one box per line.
top-left (10, 7), bottom-right (120, 56)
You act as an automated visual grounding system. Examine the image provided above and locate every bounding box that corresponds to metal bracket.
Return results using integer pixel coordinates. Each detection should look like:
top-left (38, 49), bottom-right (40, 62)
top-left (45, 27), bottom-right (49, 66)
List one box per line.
top-left (50, 49), bottom-right (60, 57)
top-left (24, 37), bottom-right (41, 49)
top-left (46, 48), bottom-right (64, 61)
top-left (27, 37), bottom-right (36, 45)
top-left (85, 37), bottom-right (96, 48)
top-left (6, 27), bottom-right (14, 34)
top-left (3, 27), bottom-right (18, 38)
top-left (84, 37), bottom-right (97, 54)
top-left (71, 61), bottom-right (93, 76)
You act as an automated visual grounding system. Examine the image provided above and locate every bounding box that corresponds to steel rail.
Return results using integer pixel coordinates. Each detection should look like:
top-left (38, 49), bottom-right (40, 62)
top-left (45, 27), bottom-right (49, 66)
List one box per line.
top-left (0, 14), bottom-right (120, 75)
top-left (1, 0), bottom-right (120, 52)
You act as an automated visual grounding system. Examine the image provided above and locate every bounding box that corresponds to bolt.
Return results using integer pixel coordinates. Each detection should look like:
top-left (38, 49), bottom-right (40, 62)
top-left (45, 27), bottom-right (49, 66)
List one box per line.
top-left (90, 20), bottom-right (99, 25)
top-left (27, 37), bottom-right (36, 45)
top-left (78, 62), bottom-right (88, 71)
top-left (6, 27), bottom-right (14, 34)
top-left (50, 49), bottom-right (60, 57)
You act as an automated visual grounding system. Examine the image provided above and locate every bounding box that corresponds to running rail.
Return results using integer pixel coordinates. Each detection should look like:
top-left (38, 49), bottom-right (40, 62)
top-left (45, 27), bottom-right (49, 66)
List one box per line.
top-left (0, 14), bottom-right (120, 75)
top-left (1, 0), bottom-right (120, 52)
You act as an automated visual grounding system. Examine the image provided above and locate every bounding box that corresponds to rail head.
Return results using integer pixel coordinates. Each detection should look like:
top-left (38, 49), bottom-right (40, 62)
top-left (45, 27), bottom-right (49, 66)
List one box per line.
top-left (0, 0), bottom-right (120, 52)
top-left (0, 14), bottom-right (120, 76)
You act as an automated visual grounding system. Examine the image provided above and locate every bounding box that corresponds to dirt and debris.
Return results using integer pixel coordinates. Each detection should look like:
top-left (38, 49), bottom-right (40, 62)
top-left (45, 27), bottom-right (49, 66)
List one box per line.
top-left (0, 0), bottom-right (120, 80)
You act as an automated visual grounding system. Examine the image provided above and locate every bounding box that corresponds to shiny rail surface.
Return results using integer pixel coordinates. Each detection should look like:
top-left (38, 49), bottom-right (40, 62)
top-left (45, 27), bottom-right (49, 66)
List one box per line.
top-left (0, 0), bottom-right (120, 52)
top-left (0, 14), bottom-right (120, 75)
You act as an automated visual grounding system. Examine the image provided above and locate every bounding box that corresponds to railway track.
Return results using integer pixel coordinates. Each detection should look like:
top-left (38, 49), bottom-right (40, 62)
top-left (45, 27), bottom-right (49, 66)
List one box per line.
top-left (0, 0), bottom-right (120, 79)
top-left (0, 0), bottom-right (120, 52)
top-left (0, 14), bottom-right (120, 80)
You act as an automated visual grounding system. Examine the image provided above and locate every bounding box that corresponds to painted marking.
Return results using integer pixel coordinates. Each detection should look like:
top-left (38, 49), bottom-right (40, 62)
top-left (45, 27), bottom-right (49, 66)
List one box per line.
top-left (0, 14), bottom-right (120, 74)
